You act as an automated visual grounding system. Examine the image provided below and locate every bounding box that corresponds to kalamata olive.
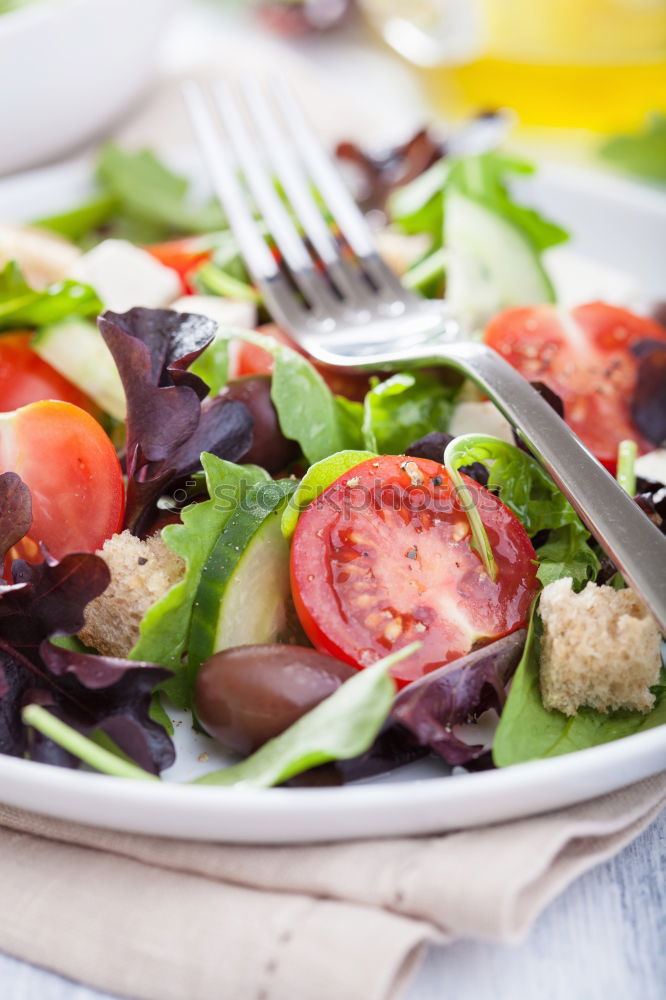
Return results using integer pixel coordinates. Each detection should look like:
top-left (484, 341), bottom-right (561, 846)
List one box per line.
top-left (194, 644), bottom-right (356, 755)
top-left (219, 375), bottom-right (299, 473)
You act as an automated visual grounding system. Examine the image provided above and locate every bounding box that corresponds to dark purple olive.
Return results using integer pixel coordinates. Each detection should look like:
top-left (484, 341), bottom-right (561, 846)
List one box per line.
top-left (219, 375), bottom-right (300, 473)
top-left (194, 644), bottom-right (356, 755)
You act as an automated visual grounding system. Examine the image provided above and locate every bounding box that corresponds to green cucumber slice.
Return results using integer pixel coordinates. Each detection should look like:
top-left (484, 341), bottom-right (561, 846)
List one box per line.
top-left (188, 478), bottom-right (298, 671)
top-left (445, 189), bottom-right (555, 329)
top-left (32, 318), bottom-right (125, 420)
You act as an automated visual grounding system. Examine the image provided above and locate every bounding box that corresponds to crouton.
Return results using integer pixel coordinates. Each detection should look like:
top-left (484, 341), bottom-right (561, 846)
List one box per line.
top-left (79, 531), bottom-right (185, 658)
top-left (539, 577), bottom-right (662, 716)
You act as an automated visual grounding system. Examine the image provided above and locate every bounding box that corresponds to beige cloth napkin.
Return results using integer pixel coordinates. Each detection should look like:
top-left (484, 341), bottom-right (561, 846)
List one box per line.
top-left (0, 773), bottom-right (663, 1000)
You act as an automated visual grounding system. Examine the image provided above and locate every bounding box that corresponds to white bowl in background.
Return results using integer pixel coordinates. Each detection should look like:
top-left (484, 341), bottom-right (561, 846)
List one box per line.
top-left (0, 0), bottom-right (178, 176)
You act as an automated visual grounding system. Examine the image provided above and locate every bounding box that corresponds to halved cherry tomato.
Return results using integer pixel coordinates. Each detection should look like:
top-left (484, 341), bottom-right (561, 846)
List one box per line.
top-left (1, 400), bottom-right (125, 564)
top-left (233, 324), bottom-right (371, 402)
top-left (290, 455), bottom-right (538, 686)
top-left (145, 238), bottom-right (213, 295)
top-left (0, 332), bottom-right (98, 414)
top-left (484, 303), bottom-right (666, 470)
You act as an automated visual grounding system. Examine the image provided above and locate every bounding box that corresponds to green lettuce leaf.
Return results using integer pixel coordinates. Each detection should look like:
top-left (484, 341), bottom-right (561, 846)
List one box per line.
top-left (281, 449), bottom-right (375, 539)
top-left (600, 114), bottom-right (666, 183)
top-left (0, 261), bottom-right (102, 330)
top-left (493, 609), bottom-right (666, 766)
top-left (443, 435), bottom-right (599, 588)
top-left (362, 372), bottom-right (457, 453)
top-left (130, 453), bottom-right (269, 706)
top-left (195, 643), bottom-right (420, 787)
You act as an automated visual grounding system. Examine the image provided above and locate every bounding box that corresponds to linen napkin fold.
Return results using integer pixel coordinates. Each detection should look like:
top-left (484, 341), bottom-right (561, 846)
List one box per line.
top-left (0, 773), bottom-right (663, 1000)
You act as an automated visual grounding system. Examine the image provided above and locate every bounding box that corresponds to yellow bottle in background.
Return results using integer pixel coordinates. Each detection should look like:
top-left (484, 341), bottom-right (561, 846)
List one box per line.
top-left (360, 0), bottom-right (666, 132)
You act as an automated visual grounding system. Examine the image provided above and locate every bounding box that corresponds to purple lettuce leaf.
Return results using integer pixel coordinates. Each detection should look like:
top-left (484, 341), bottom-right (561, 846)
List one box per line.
top-left (0, 551), bottom-right (110, 663)
top-left (98, 308), bottom-right (253, 532)
top-left (0, 643), bottom-right (31, 756)
top-left (0, 531), bottom-right (175, 772)
top-left (0, 473), bottom-right (32, 571)
top-left (391, 630), bottom-right (527, 765)
top-left (26, 642), bottom-right (175, 774)
top-left (631, 339), bottom-right (666, 446)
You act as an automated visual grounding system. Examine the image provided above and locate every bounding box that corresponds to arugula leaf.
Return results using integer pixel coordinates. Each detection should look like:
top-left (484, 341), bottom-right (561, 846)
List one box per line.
top-left (441, 435), bottom-right (599, 588)
top-left (194, 643), bottom-right (420, 787)
top-left (447, 153), bottom-right (568, 253)
top-left (493, 609), bottom-right (666, 766)
top-left (130, 453), bottom-right (269, 706)
top-left (444, 436), bottom-right (497, 581)
top-left (362, 372), bottom-right (457, 454)
top-left (281, 449), bottom-right (375, 539)
top-left (390, 151), bottom-right (567, 256)
top-left (534, 522), bottom-right (601, 589)
top-left (0, 261), bottom-right (101, 330)
top-left (600, 114), bottom-right (666, 183)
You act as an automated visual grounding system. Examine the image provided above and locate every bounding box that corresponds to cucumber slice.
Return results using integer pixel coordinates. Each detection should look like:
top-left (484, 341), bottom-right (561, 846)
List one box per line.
top-left (32, 319), bottom-right (125, 420)
top-left (445, 189), bottom-right (555, 330)
top-left (188, 478), bottom-right (298, 671)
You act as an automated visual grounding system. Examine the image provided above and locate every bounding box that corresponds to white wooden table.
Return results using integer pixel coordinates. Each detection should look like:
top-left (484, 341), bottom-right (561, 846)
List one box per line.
top-left (1, 807), bottom-right (663, 1000)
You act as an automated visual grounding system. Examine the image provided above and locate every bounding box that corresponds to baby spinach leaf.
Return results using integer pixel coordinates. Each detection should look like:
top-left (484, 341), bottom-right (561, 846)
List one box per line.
top-left (36, 146), bottom-right (226, 247)
top-left (95, 145), bottom-right (226, 236)
top-left (210, 327), bottom-right (355, 463)
top-left (130, 453), bottom-right (269, 706)
top-left (493, 609), bottom-right (666, 766)
top-left (195, 643), bottom-right (420, 787)
top-left (281, 449), bottom-right (375, 539)
top-left (362, 372), bottom-right (457, 454)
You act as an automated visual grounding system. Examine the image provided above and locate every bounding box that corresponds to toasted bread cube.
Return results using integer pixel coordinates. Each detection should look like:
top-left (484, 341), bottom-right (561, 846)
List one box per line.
top-left (539, 577), bottom-right (662, 716)
top-left (79, 530), bottom-right (185, 658)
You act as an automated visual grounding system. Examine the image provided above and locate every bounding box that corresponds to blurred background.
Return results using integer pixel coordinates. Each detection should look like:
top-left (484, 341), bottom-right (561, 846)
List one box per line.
top-left (0, 0), bottom-right (664, 178)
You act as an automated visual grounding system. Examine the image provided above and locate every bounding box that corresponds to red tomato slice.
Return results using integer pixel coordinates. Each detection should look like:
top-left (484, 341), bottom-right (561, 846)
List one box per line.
top-left (0, 332), bottom-right (98, 415)
top-left (484, 302), bottom-right (666, 469)
top-left (0, 400), bottom-right (125, 564)
top-left (233, 324), bottom-right (371, 402)
top-left (290, 455), bottom-right (538, 686)
top-left (145, 239), bottom-right (213, 295)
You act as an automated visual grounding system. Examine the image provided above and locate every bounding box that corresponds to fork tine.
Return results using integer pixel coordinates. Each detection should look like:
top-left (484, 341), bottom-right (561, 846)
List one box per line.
top-left (272, 76), bottom-right (407, 301)
top-left (241, 79), bottom-right (371, 308)
top-left (183, 81), bottom-right (311, 330)
top-left (182, 81), bottom-right (279, 287)
top-left (212, 81), bottom-right (340, 318)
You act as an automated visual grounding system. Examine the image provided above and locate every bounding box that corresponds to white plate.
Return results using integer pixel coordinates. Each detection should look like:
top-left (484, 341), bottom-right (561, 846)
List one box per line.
top-left (0, 155), bottom-right (664, 843)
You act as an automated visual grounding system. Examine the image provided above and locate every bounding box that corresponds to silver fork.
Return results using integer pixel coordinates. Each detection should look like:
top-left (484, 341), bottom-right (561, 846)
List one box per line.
top-left (184, 79), bottom-right (666, 632)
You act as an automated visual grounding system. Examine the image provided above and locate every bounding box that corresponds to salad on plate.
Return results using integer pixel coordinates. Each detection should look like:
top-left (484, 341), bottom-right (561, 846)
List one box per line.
top-left (0, 132), bottom-right (664, 789)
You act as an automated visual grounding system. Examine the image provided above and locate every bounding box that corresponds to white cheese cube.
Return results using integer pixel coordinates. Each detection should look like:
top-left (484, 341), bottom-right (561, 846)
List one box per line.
top-left (68, 239), bottom-right (181, 312)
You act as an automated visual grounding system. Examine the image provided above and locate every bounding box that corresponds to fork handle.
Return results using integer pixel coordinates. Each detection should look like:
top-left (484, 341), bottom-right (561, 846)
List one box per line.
top-left (438, 340), bottom-right (666, 633)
